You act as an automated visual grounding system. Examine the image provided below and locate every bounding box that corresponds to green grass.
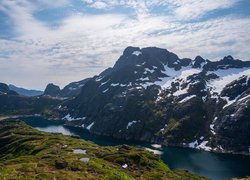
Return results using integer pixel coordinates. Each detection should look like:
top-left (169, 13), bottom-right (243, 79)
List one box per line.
top-left (0, 120), bottom-right (207, 179)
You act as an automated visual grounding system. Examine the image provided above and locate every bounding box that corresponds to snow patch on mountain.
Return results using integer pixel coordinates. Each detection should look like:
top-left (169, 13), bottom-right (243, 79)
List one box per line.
top-left (173, 86), bottom-right (189, 96)
top-left (197, 141), bottom-right (212, 151)
top-left (111, 83), bottom-right (119, 87)
top-left (221, 95), bottom-right (241, 109)
top-left (144, 68), bottom-right (155, 74)
top-left (99, 79), bottom-right (110, 87)
top-left (179, 95), bottom-right (196, 103)
top-left (95, 76), bottom-right (104, 82)
top-left (156, 65), bottom-right (201, 90)
top-left (126, 121), bottom-right (137, 129)
top-left (136, 62), bottom-right (146, 67)
top-left (238, 94), bottom-right (250, 102)
top-left (207, 68), bottom-right (250, 95)
top-left (189, 140), bottom-right (212, 151)
top-left (132, 51), bottom-right (142, 56)
top-left (139, 77), bottom-right (150, 81)
top-left (86, 122), bottom-right (95, 130)
top-left (120, 84), bottom-right (127, 87)
top-left (210, 124), bottom-right (216, 135)
top-left (69, 87), bottom-right (77, 91)
top-left (102, 89), bottom-right (109, 93)
top-left (189, 140), bottom-right (198, 148)
top-left (63, 114), bottom-right (85, 121)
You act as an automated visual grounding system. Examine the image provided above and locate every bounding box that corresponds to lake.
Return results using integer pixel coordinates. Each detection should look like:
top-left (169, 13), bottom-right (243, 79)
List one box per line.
top-left (20, 117), bottom-right (250, 180)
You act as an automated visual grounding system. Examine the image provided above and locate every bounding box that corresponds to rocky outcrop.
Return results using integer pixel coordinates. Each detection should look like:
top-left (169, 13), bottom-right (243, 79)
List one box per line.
top-left (43, 83), bottom-right (61, 97)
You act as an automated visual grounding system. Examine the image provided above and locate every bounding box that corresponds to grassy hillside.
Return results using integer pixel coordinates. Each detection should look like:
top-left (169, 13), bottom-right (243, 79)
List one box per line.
top-left (0, 120), bottom-right (207, 179)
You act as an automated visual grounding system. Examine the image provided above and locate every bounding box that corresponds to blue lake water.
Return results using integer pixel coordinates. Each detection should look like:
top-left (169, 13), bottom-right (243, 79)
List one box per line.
top-left (20, 117), bottom-right (250, 180)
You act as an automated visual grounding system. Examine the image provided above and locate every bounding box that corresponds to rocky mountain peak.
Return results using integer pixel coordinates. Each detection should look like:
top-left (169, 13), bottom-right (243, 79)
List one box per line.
top-left (44, 83), bottom-right (61, 97)
top-left (223, 55), bottom-right (234, 61)
top-left (193, 56), bottom-right (206, 68)
top-left (0, 83), bottom-right (9, 93)
top-left (113, 46), bottom-right (181, 71)
top-left (123, 46), bottom-right (141, 56)
top-left (0, 82), bottom-right (18, 95)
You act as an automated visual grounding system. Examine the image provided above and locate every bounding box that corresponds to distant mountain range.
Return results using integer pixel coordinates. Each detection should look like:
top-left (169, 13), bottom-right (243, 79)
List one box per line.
top-left (0, 83), bottom-right (18, 96)
top-left (57, 46), bottom-right (250, 156)
top-left (8, 84), bottom-right (43, 97)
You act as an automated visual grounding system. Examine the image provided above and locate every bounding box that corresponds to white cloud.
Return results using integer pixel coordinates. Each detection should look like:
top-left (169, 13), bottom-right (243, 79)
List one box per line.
top-left (171, 0), bottom-right (240, 20)
top-left (90, 1), bottom-right (108, 9)
top-left (80, 0), bottom-right (240, 20)
top-left (0, 0), bottom-right (249, 89)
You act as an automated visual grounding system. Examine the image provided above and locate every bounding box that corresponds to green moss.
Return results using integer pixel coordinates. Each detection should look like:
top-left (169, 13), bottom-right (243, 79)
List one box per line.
top-left (0, 120), bottom-right (207, 179)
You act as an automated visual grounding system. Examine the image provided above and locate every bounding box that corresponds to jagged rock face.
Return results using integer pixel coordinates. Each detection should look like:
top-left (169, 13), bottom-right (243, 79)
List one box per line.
top-left (64, 46), bottom-right (250, 155)
top-left (217, 99), bottom-right (250, 153)
top-left (44, 83), bottom-right (61, 97)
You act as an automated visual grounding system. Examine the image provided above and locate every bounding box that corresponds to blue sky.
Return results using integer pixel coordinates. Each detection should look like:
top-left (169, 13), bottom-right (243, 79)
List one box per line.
top-left (0, 0), bottom-right (250, 90)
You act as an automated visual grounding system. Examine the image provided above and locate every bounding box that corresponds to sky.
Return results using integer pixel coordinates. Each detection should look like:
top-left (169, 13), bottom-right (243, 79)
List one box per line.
top-left (0, 0), bottom-right (250, 90)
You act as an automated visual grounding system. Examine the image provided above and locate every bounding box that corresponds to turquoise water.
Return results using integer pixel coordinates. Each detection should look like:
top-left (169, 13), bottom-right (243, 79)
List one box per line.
top-left (21, 117), bottom-right (250, 180)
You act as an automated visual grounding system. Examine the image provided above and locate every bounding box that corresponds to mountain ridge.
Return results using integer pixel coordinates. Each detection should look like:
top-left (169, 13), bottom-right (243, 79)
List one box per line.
top-left (9, 84), bottom-right (43, 97)
top-left (59, 46), bottom-right (250, 156)
top-left (0, 46), bottom-right (249, 156)
top-left (43, 79), bottom-right (91, 98)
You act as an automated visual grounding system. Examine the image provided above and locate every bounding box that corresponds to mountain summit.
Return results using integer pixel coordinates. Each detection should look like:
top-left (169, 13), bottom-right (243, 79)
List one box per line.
top-left (58, 46), bottom-right (249, 156)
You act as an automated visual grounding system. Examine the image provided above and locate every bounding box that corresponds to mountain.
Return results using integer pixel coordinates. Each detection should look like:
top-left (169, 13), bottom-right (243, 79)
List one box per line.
top-left (0, 82), bottom-right (18, 95)
top-left (0, 120), bottom-right (205, 179)
top-left (0, 82), bottom-right (61, 116)
top-left (61, 46), bottom-right (250, 156)
top-left (9, 84), bottom-right (43, 97)
top-left (44, 83), bottom-right (61, 97)
top-left (43, 79), bottom-right (90, 98)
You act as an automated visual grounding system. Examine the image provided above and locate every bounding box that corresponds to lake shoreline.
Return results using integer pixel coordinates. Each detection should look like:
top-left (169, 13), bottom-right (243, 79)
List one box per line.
top-left (4, 114), bottom-right (250, 157)
top-left (64, 121), bottom-right (250, 157)
top-left (2, 114), bottom-right (250, 157)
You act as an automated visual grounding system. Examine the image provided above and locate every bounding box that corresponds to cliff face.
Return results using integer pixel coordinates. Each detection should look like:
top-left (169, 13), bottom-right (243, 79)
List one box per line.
top-left (0, 120), bottom-right (205, 179)
top-left (62, 46), bottom-right (250, 155)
